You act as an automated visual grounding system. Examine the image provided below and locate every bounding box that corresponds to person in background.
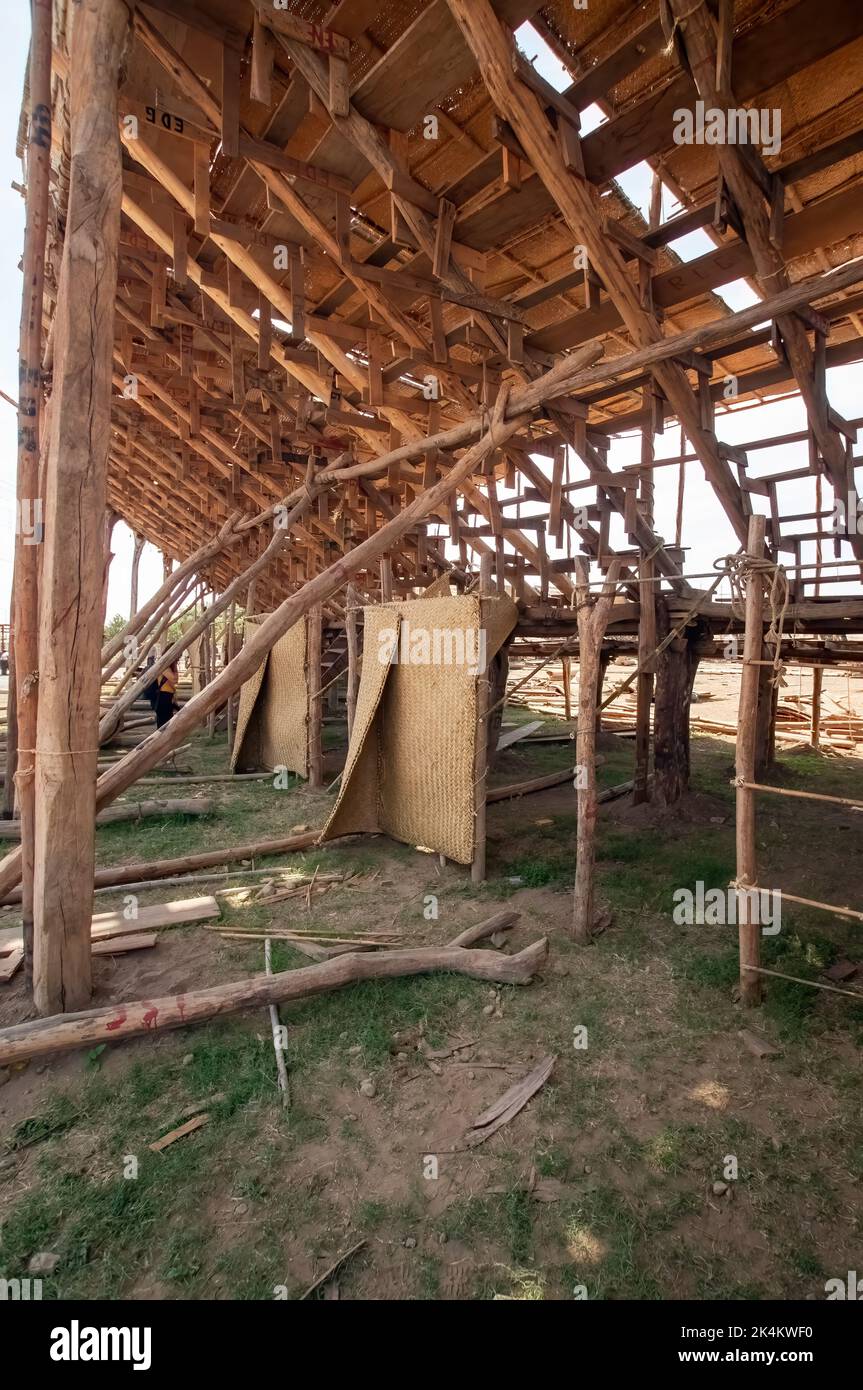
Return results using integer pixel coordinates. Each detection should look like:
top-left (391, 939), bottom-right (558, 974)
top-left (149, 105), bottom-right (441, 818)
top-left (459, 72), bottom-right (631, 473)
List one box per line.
top-left (0, 649), bottom-right (8, 677)
top-left (142, 652), bottom-right (159, 711)
top-left (155, 660), bottom-right (179, 729)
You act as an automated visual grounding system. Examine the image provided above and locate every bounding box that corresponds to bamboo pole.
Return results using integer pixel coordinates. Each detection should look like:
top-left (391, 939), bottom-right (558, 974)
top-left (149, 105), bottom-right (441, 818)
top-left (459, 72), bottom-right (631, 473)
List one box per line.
top-left (471, 554), bottom-right (494, 884)
top-left (32, 0), bottom-right (131, 1014)
top-left (11, 0), bottom-right (53, 981)
top-left (736, 514), bottom-right (766, 1007)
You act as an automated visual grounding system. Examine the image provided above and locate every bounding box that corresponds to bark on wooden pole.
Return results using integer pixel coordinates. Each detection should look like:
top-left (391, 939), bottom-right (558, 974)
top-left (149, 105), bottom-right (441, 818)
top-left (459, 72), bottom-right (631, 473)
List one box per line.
top-left (32, 0), bottom-right (130, 1014)
top-left (471, 554), bottom-right (494, 884)
top-left (11, 0), bottom-right (53, 978)
top-left (736, 514), bottom-right (766, 1007)
top-left (653, 602), bottom-right (702, 805)
top-left (0, 939), bottom-right (548, 1067)
top-left (0, 343), bottom-right (600, 902)
top-left (572, 558), bottom-right (621, 942)
top-left (307, 603), bottom-right (323, 789)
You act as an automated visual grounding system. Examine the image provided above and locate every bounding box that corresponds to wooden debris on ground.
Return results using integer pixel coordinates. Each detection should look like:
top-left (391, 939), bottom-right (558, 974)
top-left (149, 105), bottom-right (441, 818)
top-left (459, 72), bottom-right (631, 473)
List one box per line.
top-left (738, 1028), bottom-right (781, 1059)
top-left (464, 1053), bottom-right (556, 1147)
top-left (300, 1239), bottom-right (366, 1300)
top-left (148, 1113), bottom-right (210, 1152)
top-left (0, 895), bottom-right (220, 980)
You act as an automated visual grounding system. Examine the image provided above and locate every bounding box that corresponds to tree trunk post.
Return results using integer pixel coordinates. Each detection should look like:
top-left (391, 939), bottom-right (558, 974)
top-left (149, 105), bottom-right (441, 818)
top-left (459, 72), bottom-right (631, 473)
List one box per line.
top-left (32, 0), bottom-right (130, 1014)
top-left (12, 0), bottom-right (53, 980)
top-left (653, 602), bottom-right (701, 805)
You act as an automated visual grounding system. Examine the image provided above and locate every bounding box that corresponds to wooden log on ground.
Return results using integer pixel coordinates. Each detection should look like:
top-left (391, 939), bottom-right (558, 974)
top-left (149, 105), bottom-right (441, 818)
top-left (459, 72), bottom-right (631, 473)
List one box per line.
top-left (0, 939), bottom-right (549, 1065)
top-left (32, 0), bottom-right (131, 1014)
top-left (0, 797), bottom-right (213, 839)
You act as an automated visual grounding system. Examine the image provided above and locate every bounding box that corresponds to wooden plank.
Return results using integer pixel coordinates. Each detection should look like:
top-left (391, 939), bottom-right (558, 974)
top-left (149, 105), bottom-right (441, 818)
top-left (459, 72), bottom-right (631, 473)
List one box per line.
top-left (433, 198), bottom-right (457, 279)
top-left (258, 7), bottom-right (351, 60)
top-left (92, 933), bottom-right (158, 956)
top-left (221, 42), bottom-right (241, 158)
top-left (193, 143), bottom-right (210, 237)
top-left (149, 1114), bottom-right (210, 1152)
top-left (119, 97), bottom-right (215, 146)
top-left (496, 719), bottom-right (545, 751)
top-left (329, 54), bottom-right (350, 118)
top-left (237, 135), bottom-right (353, 194)
top-left (0, 949), bottom-right (24, 984)
top-left (250, 14), bottom-right (274, 106)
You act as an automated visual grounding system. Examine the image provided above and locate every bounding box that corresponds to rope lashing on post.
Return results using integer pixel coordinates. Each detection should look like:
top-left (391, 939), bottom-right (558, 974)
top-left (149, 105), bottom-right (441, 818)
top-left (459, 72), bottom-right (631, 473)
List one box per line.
top-left (725, 551), bottom-right (791, 688)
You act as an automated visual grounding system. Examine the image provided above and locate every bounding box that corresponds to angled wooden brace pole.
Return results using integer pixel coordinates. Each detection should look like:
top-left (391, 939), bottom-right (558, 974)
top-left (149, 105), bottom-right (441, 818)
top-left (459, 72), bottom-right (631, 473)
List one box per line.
top-left (0, 343), bottom-right (601, 905)
top-left (445, 0), bottom-right (749, 546)
top-left (98, 481), bottom-right (325, 743)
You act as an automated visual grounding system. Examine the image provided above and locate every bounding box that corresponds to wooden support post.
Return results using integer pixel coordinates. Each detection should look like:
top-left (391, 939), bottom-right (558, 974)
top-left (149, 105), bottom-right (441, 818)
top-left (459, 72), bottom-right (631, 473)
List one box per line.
top-left (653, 600), bottom-right (701, 806)
top-left (307, 604), bottom-right (323, 789)
top-left (129, 532), bottom-right (145, 618)
top-left (11, 0), bottom-right (53, 975)
top-left (380, 555), bottom-right (393, 602)
top-left (633, 551), bottom-right (656, 804)
top-left (32, 0), bottom-right (129, 1014)
top-left (471, 554), bottom-right (494, 885)
top-left (562, 654), bottom-right (572, 721)
top-left (572, 558), bottom-right (621, 942)
top-left (345, 582), bottom-right (360, 741)
top-left (810, 665), bottom-right (823, 748)
top-left (736, 514), bottom-right (766, 1008)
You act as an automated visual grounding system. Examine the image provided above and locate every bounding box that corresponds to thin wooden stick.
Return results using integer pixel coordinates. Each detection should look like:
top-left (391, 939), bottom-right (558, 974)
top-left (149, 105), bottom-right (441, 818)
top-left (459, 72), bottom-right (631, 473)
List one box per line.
top-left (736, 781), bottom-right (863, 811)
top-left (264, 936), bottom-right (290, 1110)
top-left (743, 965), bottom-right (863, 1001)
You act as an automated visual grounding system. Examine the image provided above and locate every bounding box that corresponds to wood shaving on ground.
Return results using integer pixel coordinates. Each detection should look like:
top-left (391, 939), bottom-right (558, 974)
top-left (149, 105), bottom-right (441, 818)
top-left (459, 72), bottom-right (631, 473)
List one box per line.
top-left (464, 1054), bottom-right (556, 1147)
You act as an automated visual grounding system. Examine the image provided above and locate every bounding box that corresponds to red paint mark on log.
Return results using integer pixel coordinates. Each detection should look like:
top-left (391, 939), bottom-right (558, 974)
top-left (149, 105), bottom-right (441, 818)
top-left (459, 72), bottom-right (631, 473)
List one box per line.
top-left (106, 1011), bottom-right (127, 1032)
top-left (142, 1006), bottom-right (159, 1029)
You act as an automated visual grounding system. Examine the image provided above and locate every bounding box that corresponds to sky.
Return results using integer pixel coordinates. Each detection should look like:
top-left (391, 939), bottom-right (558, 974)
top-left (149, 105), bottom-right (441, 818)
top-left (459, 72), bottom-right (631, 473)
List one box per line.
top-left (0, 13), bottom-right (859, 629)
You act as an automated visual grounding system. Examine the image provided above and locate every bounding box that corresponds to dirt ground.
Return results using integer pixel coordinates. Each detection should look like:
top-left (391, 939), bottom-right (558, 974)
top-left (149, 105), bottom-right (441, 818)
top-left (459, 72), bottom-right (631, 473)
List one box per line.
top-left (1, 674), bottom-right (862, 1301)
